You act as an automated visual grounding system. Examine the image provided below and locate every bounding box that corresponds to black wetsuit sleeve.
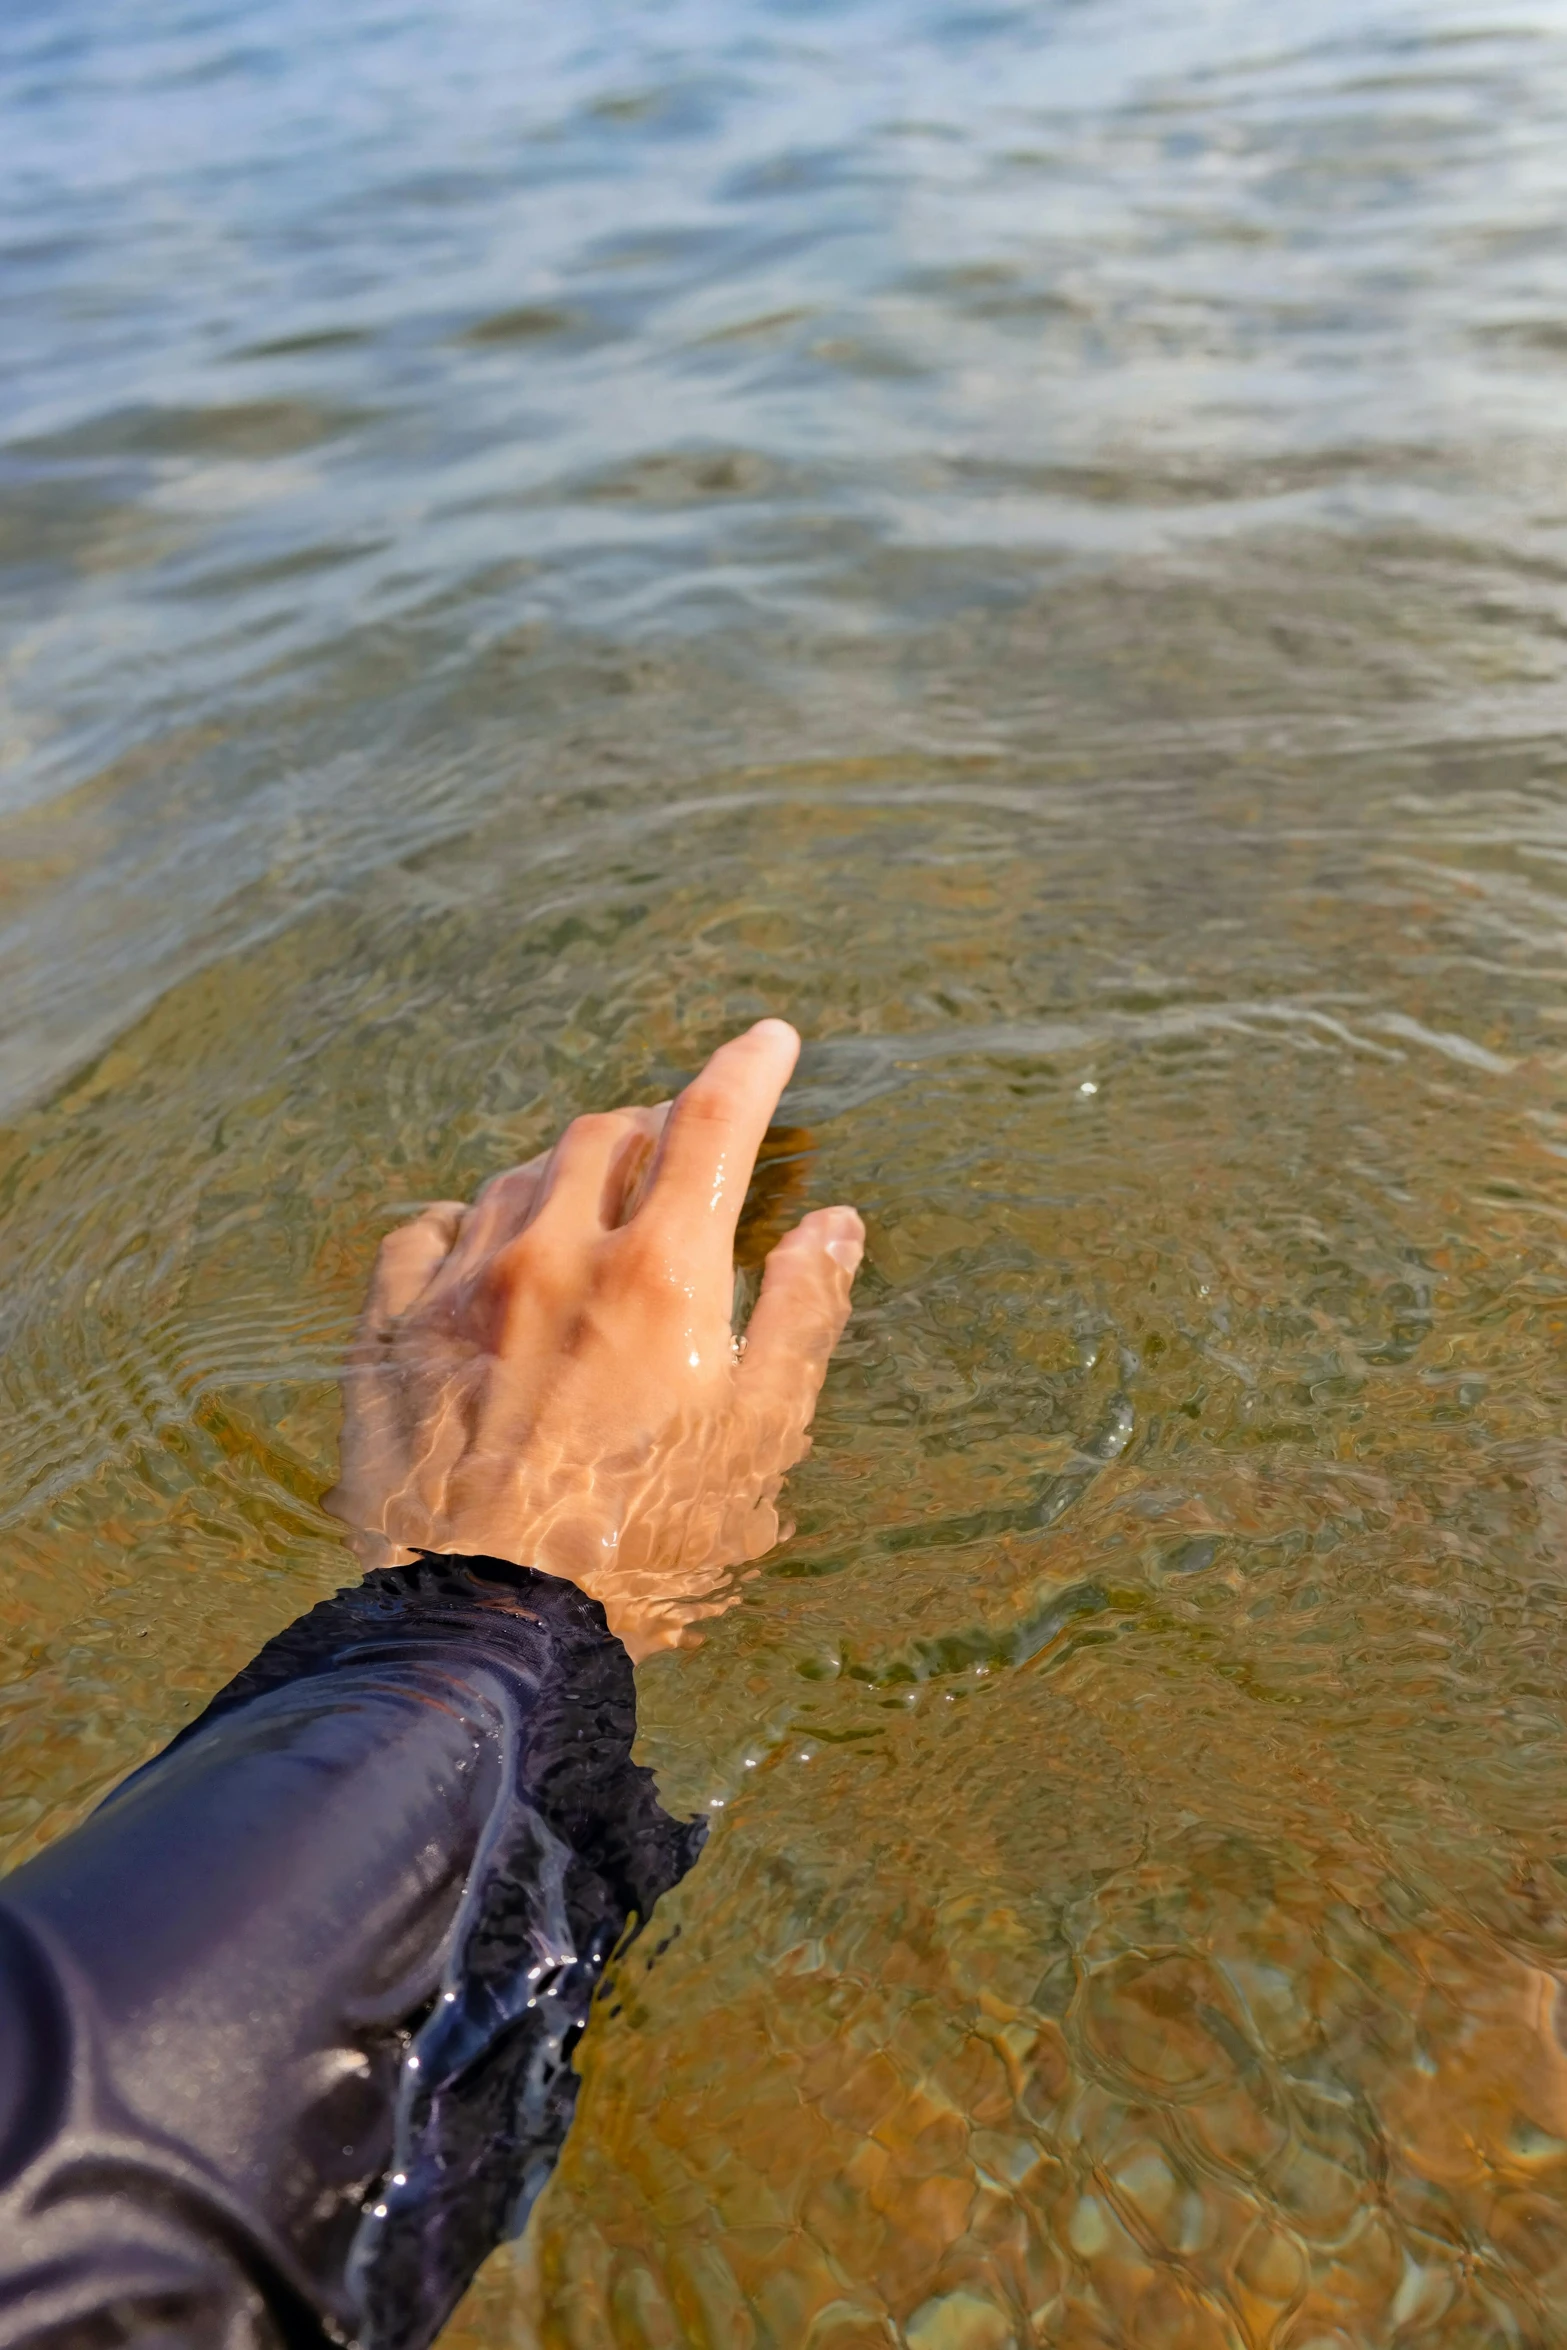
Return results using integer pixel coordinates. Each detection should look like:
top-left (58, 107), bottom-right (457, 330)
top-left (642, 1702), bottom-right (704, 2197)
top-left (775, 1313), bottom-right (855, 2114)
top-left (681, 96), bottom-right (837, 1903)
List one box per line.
top-left (0, 1555), bottom-right (706, 2350)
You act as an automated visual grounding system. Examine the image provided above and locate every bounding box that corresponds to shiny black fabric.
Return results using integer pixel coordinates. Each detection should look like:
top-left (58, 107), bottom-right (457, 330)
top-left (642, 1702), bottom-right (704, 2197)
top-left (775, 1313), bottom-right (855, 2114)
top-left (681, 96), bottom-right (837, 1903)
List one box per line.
top-left (0, 1557), bottom-right (705, 2350)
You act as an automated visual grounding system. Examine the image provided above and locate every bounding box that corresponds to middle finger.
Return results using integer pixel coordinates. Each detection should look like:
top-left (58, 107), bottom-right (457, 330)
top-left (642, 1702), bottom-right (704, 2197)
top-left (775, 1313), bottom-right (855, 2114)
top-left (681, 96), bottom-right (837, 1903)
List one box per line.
top-left (635, 1020), bottom-right (801, 1258)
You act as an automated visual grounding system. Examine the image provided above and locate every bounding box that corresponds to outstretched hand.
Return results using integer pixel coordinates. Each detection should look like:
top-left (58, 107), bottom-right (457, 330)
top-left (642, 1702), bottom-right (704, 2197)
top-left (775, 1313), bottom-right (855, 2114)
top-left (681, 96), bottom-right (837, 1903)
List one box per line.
top-left (325, 1020), bottom-right (863, 1658)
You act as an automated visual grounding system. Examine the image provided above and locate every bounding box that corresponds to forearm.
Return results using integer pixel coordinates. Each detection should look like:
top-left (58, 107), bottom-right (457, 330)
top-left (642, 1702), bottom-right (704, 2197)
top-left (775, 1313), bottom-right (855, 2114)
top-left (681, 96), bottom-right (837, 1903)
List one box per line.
top-left (0, 1556), bottom-right (704, 2350)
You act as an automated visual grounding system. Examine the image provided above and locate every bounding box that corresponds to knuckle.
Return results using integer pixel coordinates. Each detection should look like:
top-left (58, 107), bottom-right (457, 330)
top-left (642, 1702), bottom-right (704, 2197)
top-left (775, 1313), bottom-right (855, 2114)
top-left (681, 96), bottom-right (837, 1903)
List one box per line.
top-left (472, 1166), bottom-right (519, 1208)
top-left (674, 1081), bottom-right (732, 1130)
top-left (474, 1237), bottom-right (542, 1316)
top-left (564, 1110), bottom-right (622, 1150)
top-left (609, 1219), bottom-right (666, 1283)
top-left (375, 1229), bottom-right (432, 1284)
top-left (770, 1222), bottom-right (817, 1257)
top-left (382, 1211), bottom-right (436, 1252)
top-left (490, 1222), bottom-right (552, 1281)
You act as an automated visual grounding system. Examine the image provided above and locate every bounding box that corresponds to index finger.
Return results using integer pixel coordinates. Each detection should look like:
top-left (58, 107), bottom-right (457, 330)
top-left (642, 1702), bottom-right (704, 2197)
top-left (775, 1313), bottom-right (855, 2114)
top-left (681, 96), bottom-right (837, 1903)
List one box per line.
top-left (636, 1019), bottom-right (801, 1253)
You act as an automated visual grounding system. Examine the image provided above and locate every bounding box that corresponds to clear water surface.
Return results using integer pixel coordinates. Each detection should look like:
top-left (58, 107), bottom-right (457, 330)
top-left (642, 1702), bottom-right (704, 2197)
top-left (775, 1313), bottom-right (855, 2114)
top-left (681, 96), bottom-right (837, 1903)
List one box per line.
top-left (6, 0), bottom-right (1567, 2342)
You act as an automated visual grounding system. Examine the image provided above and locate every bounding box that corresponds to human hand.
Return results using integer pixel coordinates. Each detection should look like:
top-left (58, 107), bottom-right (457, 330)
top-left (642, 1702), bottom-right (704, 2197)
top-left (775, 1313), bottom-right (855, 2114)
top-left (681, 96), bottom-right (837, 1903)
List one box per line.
top-left (325, 1020), bottom-right (863, 1658)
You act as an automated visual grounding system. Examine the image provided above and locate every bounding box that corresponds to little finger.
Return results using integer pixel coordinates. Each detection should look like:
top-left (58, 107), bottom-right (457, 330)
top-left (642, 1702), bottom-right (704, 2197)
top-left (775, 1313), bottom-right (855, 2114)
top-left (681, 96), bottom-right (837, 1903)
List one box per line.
top-left (361, 1202), bottom-right (468, 1327)
top-left (435, 1155), bottom-right (550, 1288)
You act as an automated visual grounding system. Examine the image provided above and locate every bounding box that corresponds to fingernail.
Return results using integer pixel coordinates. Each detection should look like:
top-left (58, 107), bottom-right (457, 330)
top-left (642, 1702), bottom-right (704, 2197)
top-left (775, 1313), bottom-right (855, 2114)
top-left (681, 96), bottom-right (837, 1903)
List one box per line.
top-left (826, 1235), bottom-right (863, 1274)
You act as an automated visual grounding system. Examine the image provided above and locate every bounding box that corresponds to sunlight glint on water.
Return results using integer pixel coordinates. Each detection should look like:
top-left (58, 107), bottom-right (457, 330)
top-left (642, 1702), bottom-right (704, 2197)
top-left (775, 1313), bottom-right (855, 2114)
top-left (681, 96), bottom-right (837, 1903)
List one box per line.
top-left (6, 0), bottom-right (1567, 2341)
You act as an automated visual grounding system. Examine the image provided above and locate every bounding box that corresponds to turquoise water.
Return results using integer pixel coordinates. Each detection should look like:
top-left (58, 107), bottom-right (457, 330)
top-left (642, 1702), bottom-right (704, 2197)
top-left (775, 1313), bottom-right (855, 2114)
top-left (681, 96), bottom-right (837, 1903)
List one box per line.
top-left (7, 2), bottom-right (1567, 2342)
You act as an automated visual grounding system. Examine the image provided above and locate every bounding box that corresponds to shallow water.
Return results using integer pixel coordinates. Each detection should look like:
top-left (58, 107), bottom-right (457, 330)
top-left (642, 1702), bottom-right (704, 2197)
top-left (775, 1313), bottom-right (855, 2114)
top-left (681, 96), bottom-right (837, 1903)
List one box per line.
top-left (7, 0), bottom-right (1567, 2340)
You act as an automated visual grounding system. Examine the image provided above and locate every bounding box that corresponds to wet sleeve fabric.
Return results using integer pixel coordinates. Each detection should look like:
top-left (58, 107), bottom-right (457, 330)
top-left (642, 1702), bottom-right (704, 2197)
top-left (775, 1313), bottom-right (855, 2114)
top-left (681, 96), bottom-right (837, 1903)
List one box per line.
top-left (0, 1556), bottom-right (706, 2350)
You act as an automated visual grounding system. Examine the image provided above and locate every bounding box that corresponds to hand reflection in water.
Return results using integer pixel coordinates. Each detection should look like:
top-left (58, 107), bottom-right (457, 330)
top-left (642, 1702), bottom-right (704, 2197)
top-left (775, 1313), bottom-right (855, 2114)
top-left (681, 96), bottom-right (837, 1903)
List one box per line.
top-left (326, 1019), bottom-right (863, 1659)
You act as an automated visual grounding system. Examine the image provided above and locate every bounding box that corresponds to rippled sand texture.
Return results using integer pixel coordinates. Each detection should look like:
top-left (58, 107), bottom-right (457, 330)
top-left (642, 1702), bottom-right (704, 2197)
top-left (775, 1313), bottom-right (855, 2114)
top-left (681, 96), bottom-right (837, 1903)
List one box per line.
top-left (8, 0), bottom-right (1567, 2343)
